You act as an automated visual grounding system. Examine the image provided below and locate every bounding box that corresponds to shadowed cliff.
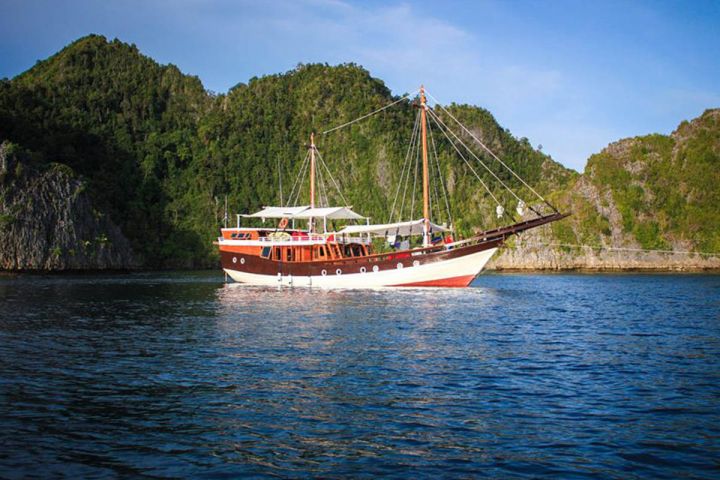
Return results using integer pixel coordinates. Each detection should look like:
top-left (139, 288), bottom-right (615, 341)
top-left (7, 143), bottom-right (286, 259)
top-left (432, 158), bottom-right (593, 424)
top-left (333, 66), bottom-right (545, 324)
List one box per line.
top-left (0, 142), bottom-right (137, 270)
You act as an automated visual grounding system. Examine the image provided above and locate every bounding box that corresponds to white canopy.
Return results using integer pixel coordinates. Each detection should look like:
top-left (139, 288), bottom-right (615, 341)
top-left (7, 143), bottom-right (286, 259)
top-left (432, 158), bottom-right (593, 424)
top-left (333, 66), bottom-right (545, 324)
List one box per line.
top-left (337, 219), bottom-right (451, 237)
top-left (242, 205), bottom-right (365, 220)
top-left (242, 206), bottom-right (310, 218)
top-left (291, 207), bottom-right (365, 220)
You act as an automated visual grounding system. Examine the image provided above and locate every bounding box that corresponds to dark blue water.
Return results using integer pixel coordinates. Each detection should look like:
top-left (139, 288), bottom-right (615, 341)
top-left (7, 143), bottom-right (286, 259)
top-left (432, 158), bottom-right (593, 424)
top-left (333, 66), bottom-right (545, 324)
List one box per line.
top-left (1, 273), bottom-right (719, 479)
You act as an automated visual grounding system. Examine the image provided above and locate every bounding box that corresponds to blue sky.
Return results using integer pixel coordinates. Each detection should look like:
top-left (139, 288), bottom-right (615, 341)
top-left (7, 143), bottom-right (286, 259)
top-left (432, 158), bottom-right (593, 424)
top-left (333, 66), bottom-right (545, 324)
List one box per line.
top-left (1, 0), bottom-right (718, 171)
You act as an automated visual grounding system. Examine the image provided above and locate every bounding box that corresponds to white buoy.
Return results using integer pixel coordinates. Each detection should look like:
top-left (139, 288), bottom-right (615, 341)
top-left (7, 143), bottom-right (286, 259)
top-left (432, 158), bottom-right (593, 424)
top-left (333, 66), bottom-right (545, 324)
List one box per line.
top-left (496, 205), bottom-right (504, 219)
top-left (516, 200), bottom-right (526, 216)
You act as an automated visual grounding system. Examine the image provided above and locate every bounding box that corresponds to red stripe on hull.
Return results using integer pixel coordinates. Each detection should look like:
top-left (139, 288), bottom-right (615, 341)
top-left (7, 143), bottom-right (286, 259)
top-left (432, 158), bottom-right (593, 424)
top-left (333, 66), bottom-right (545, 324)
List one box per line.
top-left (391, 274), bottom-right (476, 288)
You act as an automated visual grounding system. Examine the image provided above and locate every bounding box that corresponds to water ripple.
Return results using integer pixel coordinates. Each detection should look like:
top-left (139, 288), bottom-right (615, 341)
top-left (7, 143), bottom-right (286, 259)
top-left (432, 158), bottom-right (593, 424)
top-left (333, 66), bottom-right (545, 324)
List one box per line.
top-left (1, 272), bottom-right (719, 478)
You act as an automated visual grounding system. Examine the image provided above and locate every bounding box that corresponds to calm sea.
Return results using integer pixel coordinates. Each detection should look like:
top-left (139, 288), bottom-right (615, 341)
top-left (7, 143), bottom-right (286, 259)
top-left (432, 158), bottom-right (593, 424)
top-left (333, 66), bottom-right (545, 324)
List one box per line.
top-left (1, 272), bottom-right (719, 479)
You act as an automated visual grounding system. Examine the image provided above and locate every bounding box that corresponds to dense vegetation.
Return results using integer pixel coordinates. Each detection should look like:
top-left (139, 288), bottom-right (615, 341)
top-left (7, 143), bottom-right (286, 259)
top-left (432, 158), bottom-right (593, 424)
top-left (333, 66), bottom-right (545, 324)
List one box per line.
top-left (549, 110), bottom-right (720, 254)
top-left (1, 35), bottom-right (716, 268)
top-left (0, 35), bottom-right (573, 267)
top-left (0, 36), bottom-right (211, 265)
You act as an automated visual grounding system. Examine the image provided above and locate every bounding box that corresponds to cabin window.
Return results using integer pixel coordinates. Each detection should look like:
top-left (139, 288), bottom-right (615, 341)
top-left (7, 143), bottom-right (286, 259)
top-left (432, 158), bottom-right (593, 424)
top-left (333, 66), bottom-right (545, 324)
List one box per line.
top-left (286, 248), bottom-right (292, 261)
top-left (274, 248), bottom-right (281, 260)
top-left (261, 246), bottom-right (271, 258)
top-left (319, 246), bottom-right (326, 257)
top-left (231, 233), bottom-right (238, 239)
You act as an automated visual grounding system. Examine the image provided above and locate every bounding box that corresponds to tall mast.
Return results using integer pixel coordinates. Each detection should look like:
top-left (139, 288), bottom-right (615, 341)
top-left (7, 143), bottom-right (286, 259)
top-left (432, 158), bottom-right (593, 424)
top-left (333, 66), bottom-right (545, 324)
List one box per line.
top-left (309, 132), bottom-right (316, 232)
top-left (420, 86), bottom-right (430, 247)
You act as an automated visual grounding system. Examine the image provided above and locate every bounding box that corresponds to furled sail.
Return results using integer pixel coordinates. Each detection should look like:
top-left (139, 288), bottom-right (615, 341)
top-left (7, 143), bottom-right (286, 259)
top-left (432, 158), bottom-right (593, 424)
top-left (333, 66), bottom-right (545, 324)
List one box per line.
top-left (337, 219), bottom-right (451, 237)
top-left (242, 206), bottom-right (365, 220)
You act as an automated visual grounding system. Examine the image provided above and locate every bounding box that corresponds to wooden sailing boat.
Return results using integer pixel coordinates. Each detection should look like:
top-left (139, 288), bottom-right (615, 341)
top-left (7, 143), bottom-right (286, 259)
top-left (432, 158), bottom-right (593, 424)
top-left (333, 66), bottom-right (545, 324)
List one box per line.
top-left (216, 86), bottom-right (568, 287)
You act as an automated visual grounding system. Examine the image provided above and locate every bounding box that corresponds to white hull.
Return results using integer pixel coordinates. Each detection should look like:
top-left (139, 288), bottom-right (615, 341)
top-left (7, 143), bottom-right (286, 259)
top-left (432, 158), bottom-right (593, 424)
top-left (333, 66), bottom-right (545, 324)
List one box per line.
top-left (223, 247), bottom-right (497, 288)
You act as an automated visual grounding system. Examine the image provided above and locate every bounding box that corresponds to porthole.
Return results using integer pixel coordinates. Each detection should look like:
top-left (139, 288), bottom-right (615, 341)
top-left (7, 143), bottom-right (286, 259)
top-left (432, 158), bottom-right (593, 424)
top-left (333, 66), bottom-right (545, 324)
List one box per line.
top-left (321, 269), bottom-right (327, 276)
top-left (336, 269), bottom-right (342, 276)
top-left (397, 263), bottom-right (404, 269)
top-left (240, 257), bottom-right (246, 265)
top-left (413, 260), bottom-right (420, 267)
top-left (232, 257), bottom-right (237, 264)
top-left (372, 265), bottom-right (379, 273)
top-left (360, 266), bottom-right (367, 274)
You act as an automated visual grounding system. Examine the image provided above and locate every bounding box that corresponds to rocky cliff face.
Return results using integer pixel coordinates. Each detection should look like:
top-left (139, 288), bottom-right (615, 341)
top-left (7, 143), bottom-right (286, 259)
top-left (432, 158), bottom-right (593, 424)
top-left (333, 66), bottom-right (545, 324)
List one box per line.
top-left (490, 109), bottom-right (720, 271)
top-left (0, 143), bottom-right (138, 270)
top-left (488, 222), bottom-right (720, 271)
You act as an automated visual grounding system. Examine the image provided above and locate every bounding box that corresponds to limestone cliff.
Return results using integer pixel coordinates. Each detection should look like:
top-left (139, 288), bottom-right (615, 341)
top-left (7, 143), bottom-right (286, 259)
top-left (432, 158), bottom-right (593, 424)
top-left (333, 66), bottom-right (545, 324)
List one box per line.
top-left (490, 109), bottom-right (720, 270)
top-left (488, 221), bottom-right (720, 271)
top-left (0, 142), bottom-right (138, 270)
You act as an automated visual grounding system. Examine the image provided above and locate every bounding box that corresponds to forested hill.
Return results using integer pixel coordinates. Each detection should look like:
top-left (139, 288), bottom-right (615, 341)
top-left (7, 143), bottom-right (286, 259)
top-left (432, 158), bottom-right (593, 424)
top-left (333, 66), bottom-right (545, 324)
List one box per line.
top-left (1, 35), bottom-right (212, 268)
top-left (490, 108), bottom-right (720, 270)
top-left (0, 34), bottom-right (572, 269)
top-left (1, 35), bottom-right (717, 270)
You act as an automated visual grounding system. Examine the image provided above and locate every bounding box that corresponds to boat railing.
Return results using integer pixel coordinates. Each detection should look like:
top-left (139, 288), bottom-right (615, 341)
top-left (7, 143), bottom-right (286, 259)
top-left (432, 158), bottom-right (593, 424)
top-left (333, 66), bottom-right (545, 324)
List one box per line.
top-left (224, 234), bottom-right (371, 245)
top-left (334, 235), bottom-right (371, 244)
top-left (254, 234), bottom-right (327, 243)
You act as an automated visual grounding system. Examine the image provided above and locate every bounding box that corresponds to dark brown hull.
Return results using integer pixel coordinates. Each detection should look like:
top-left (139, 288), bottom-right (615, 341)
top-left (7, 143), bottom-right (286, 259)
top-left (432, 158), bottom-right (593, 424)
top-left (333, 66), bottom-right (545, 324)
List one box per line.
top-left (219, 213), bottom-right (568, 287)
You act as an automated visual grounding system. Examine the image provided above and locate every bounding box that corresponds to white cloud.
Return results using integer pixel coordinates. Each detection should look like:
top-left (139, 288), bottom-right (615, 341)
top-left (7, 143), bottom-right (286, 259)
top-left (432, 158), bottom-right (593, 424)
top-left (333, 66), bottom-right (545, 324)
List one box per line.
top-left (21, 0), bottom-right (708, 172)
top-left (213, 0), bottom-right (577, 164)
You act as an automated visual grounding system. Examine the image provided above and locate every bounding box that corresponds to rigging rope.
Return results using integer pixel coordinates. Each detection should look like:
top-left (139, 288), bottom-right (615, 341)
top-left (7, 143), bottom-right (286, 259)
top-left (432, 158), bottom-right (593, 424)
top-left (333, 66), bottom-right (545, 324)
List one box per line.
top-left (426, 90), bottom-right (558, 213)
top-left (320, 91), bottom-right (417, 135)
top-left (315, 148), bottom-right (351, 207)
top-left (426, 109), bottom-right (503, 208)
top-left (316, 155), bottom-right (330, 207)
top-left (427, 129), bottom-right (440, 224)
top-left (300, 86), bottom-right (558, 228)
top-left (390, 109), bottom-right (421, 222)
top-left (288, 150), bottom-right (311, 207)
top-left (410, 130), bottom-right (421, 221)
top-left (320, 164), bottom-right (331, 208)
top-left (312, 148), bottom-right (328, 208)
top-left (427, 107), bottom-right (527, 217)
top-left (427, 118), bottom-right (453, 227)
top-left (429, 152), bottom-right (440, 223)
top-left (398, 111), bottom-right (422, 223)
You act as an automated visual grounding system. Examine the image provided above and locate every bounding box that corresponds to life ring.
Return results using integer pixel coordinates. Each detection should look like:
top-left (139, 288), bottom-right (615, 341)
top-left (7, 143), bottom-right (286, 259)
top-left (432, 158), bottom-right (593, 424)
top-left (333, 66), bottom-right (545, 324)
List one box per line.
top-left (278, 217), bottom-right (289, 229)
